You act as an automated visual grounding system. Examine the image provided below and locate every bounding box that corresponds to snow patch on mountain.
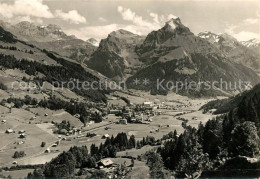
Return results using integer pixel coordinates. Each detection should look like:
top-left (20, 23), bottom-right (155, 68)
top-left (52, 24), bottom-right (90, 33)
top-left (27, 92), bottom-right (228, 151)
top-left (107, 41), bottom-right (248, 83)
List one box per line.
top-left (198, 31), bottom-right (221, 43)
top-left (241, 38), bottom-right (260, 48)
top-left (87, 38), bottom-right (99, 47)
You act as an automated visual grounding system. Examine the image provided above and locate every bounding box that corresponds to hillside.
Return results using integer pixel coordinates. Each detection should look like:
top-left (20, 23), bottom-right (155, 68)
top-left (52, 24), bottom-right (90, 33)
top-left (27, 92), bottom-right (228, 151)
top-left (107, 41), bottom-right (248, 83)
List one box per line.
top-left (201, 83), bottom-right (260, 128)
top-left (33, 39), bottom-right (97, 64)
top-left (0, 26), bottom-right (107, 102)
top-left (201, 84), bottom-right (260, 115)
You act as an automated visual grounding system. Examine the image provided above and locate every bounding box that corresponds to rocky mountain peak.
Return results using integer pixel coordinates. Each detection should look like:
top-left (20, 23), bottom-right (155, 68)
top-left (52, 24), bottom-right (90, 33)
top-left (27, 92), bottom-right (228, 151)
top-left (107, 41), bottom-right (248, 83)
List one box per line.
top-left (109, 29), bottom-right (138, 38)
top-left (46, 24), bottom-right (62, 31)
top-left (198, 31), bottom-right (222, 43)
top-left (161, 17), bottom-right (191, 35)
top-left (16, 21), bottom-right (37, 29)
top-left (164, 17), bottom-right (181, 30)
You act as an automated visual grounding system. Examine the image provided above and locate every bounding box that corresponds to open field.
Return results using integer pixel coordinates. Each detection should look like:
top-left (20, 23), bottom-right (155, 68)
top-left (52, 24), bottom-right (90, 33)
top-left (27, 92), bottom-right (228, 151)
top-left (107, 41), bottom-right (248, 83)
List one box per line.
top-left (0, 116), bottom-right (58, 166)
top-left (0, 169), bottom-right (34, 179)
top-left (128, 160), bottom-right (150, 179)
top-left (110, 158), bottom-right (150, 179)
top-left (117, 145), bottom-right (156, 158)
top-left (29, 107), bottom-right (83, 128)
top-left (0, 126), bottom-right (57, 167)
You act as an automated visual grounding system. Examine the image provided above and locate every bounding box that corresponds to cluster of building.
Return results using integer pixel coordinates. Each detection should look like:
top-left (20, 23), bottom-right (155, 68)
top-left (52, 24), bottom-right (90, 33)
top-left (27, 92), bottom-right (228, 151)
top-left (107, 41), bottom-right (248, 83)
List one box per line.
top-left (5, 128), bottom-right (26, 138)
top-left (107, 100), bottom-right (170, 125)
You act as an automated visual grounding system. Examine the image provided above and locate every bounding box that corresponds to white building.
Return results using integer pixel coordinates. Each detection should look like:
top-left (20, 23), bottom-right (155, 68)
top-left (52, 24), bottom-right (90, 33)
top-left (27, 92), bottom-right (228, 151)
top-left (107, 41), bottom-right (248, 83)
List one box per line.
top-left (143, 102), bottom-right (154, 108)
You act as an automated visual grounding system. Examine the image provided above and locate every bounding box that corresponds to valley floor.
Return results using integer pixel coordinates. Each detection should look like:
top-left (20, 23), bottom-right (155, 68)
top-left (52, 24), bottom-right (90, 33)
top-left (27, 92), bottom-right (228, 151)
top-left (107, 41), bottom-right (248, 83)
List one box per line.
top-left (0, 90), bottom-right (220, 178)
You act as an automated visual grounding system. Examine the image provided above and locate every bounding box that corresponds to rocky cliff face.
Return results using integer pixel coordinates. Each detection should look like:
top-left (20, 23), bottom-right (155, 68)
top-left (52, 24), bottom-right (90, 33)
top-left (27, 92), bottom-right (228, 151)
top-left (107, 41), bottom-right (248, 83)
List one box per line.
top-left (87, 29), bottom-right (145, 80)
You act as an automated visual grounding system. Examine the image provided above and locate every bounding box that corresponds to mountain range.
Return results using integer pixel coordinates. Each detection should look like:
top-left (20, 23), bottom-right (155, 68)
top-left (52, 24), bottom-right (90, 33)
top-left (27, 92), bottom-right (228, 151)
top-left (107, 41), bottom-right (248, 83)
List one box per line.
top-left (126, 18), bottom-right (260, 96)
top-left (0, 17), bottom-right (259, 97)
top-left (0, 20), bottom-right (97, 64)
top-left (198, 31), bottom-right (260, 73)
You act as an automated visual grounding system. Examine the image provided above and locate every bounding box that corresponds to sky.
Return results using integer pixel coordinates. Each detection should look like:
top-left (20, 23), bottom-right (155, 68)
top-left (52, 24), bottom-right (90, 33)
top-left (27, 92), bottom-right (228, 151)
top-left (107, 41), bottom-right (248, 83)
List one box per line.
top-left (0, 0), bottom-right (259, 41)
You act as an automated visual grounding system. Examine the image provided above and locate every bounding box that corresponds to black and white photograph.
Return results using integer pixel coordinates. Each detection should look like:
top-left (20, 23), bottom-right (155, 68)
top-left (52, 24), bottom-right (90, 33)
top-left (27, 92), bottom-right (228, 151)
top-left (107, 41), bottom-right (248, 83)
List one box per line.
top-left (0, 0), bottom-right (259, 178)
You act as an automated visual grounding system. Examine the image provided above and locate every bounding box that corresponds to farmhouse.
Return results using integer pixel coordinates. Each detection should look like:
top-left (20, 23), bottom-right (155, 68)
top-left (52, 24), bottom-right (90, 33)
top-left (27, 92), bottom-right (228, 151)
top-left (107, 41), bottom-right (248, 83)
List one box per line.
top-left (45, 148), bottom-right (50, 153)
top-left (18, 141), bottom-right (24, 145)
top-left (74, 114), bottom-right (80, 118)
top-left (18, 130), bottom-right (25, 134)
top-left (102, 134), bottom-right (109, 139)
top-left (60, 129), bottom-right (68, 135)
top-left (143, 101), bottom-right (154, 108)
top-left (118, 118), bottom-right (127, 125)
top-left (19, 133), bottom-right (26, 138)
top-left (122, 112), bottom-right (132, 118)
top-left (6, 129), bottom-right (14, 134)
top-left (97, 158), bottom-right (114, 168)
top-left (68, 130), bottom-right (74, 135)
top-left (109, 109), bottom-right (121, 115)
top-left (130, 118), bottom-right (137, 123)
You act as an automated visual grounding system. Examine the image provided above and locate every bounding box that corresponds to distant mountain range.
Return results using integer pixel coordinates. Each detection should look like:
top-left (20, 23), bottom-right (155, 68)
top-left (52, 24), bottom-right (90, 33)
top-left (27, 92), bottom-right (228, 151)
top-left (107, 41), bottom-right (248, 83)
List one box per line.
top-left (241, 38), bottom-right (260, 48)
top-left (0, 18), bottom-right (259, 97)
top-left (0, 21), bottom-right (75, 42)
top-left (126, 18), bottom-right (260, 96)
top-left (0, 20), bottom-right (97, 63)
top-left (198, 31), bottom-right (260, 73)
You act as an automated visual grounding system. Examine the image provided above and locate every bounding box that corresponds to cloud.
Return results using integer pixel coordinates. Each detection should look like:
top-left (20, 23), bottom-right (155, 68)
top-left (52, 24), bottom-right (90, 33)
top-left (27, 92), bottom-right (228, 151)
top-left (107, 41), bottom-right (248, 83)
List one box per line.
top-left (0, 0), bottom-right (53, 18)
top-left (66, 6), bottom-right (180, 41)
top-left (14, 16), bottom-right (43, 24)
top-left (150, 12), bottom-right (159, 24)
top-left (117, 6), bottom-right (179, 35)
top-left (55, 10), bottom-right (87, 24)
top-left (98, 17), bottom-right (107, 22)
top-left (225, 18), bottom-right (260, 41)
top-left (117, 6), bottom-right (161, 29)
top-left (233, 31), bottom-right (260, 41)
top-left (167, 14), bottom-right (178, 20)
top-left (224, 23), bottom-right (237, 34)
top-left (243, 18), bottom-right (259, 25)
top-left (66, 24), bottom-right (119, 40)
top-left (65, 23), bottom-right (153, 41)
top-left (0, 0), bottom-right (86, 24)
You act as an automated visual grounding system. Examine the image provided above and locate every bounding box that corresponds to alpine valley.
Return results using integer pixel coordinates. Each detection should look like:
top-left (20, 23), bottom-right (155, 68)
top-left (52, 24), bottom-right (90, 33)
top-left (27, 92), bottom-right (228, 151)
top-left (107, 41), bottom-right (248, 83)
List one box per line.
top-left (0, 15), bottom-right (259, 179)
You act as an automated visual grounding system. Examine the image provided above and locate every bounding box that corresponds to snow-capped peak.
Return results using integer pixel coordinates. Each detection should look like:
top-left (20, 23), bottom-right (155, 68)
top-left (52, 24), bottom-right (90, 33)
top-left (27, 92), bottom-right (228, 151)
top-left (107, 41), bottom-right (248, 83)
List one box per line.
top-left (241, 38), bottom-right (260, 48)
top-left (198, 31), bottom-right (221, 43)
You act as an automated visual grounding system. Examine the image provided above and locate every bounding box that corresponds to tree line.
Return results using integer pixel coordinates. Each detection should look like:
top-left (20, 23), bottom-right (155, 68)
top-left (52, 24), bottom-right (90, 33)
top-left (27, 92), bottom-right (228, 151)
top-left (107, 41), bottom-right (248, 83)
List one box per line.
top-left (26, 132), bottom-right (137, 179)
top-left (1, 95), bottom-right (103, 124)
top-left (0, 53), bottom-right (107, 102)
